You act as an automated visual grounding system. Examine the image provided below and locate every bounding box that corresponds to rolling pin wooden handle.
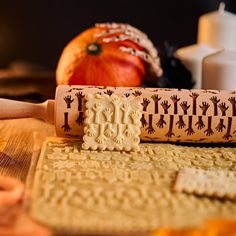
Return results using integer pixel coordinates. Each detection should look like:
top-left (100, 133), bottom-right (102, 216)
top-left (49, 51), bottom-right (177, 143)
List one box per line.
top-left (0, 99), bottom-right (55, 124)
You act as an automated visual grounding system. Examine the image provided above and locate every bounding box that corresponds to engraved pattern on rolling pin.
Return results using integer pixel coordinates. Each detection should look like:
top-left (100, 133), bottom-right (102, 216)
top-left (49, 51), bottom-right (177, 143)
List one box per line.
top-left (55, 86), bottom-right (236, 143)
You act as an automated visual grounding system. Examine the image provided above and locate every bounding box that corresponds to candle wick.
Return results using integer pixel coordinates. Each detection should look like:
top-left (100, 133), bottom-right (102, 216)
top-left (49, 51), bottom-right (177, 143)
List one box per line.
top-left (219, 2), bottom-right (225, 13)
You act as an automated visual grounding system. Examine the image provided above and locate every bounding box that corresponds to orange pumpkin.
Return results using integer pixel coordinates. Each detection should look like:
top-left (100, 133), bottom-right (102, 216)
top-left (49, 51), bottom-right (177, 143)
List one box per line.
top-left (56, 23), bottom-right (161, 87)
top-left (151, 218), bottom-right (236, 236)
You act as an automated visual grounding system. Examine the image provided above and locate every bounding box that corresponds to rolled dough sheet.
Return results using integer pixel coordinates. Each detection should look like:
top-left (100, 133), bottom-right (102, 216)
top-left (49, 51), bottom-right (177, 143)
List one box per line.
top-left (28, 138), bottom-right (236, 235)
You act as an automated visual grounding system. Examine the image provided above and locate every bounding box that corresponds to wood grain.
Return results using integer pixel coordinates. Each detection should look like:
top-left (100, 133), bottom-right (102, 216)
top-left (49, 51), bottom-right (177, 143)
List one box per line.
top-left (0, 118), bottom-right (55, 181)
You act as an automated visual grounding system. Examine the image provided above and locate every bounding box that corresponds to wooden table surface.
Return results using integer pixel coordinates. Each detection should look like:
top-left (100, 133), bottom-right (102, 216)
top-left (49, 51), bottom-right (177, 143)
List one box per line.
top-left (0, 118), bottom-right (55, 182)
top-left (0, 118), bottom-right (55, 235)
top-left (1, 118), bottom-right (236, 236)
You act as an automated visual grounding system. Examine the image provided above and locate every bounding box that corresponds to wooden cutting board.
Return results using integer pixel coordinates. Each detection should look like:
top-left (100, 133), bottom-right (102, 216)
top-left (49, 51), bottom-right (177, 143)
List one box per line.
top-left (0, 118), bottom-right (55, 181)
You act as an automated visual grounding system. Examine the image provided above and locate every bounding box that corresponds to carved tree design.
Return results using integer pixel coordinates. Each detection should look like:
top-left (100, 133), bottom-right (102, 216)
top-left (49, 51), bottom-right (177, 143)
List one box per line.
top-left (64, 95), bottom-right (74, 109)
top-left (112, 97), bottom-right (122, 123)
top-left (124, 124), bottom-right (134, 137)
top-left (145, 114), bottom-right (155, 134)
top-left (218, 102), bottom-right (229, 116)
top-left (141, 98), bottom-right (150, 112)
top-left (114, 124), bottom-right (124, 144)
top-left (76, 112), bottom-right (84, 125)
top-left (180, 101), bottom-right (190, 115)
top-left (151, 94), bottom-right (161, 114)
top-left (176, 115), bottom-right (185, 129)
top-left (104, 123), bottom-right (115, 137)
top-left (140, 114), bottom-right (148, 127)
top-left (130, 111), bottom-right (141, 125)
top-left (86, 110), bottom-right (94, 124)
top-left (75, 92), bottom-right (85, 111)
top-left (156, 114), bottom-right (166, 128)
top-left (170, 95), bottom-right (180, 114)
top-left (165, 115), bottom-right (174, 138)
top-left (93, 103), bottom-right (103, 124)
top-left (210, 96), bottom-right (220, 116)
top-left (228, 97), bottom-right (236, 116)
top-left (223, 117), bottom-right (232, 140)
top-left (199, 102), bottom-right (210, 116)
top-left (204, 117), bottom-right (214, 136)
top-left (121, 103), bottom-right (131, 124)
top-left (61, 112), bottom-right (71, 132)
top-left (190, 92), bottom-right (199, 115)
top-left (96, 124), bottom-right (107, 144)
top-left (195, 116), bottom-right (205, 130)
top-left (87, 124), bottom-right (96, 137)
top-left (132, 90), bottom-right (142, 97)
top-left (104, 90), bottom-right (114, 96)
top-left (161, 100), bottom-right (171, 114)
top-left (103, 108), bottom-right (113, 122)
top-left (215, 118), bottom-right (226, 132)
top-left (185, 116), bottom-right (194, 136)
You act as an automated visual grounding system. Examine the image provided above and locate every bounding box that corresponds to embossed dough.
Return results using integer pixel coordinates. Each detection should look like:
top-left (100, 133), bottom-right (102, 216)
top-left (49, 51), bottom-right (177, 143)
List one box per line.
top-left (29, 138), bottom-right (236, 234)
top-left (82, 94), bottom-right (142, 151)
top-left (174, 168), bottom-right (236, 200)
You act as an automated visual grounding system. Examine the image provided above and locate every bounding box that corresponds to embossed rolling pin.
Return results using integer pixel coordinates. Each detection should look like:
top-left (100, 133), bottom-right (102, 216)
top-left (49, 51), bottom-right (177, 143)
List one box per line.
top-left (1, 85), bottom-right (236, 143)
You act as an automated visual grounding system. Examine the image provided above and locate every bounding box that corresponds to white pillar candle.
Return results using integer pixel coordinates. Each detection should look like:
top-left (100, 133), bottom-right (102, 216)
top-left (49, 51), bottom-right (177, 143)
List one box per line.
top-left (198, 3), bottom-right (236, 51)
top-left (202, 49), bottom-right (236, 90)
top-left (176, 44), bottom-right (219, 89)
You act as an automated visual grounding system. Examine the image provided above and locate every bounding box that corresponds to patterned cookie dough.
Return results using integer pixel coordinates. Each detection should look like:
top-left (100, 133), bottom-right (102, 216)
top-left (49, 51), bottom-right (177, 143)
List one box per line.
top-left (174, 168), bottom-right (236, 200)
top-left (29, 138), bottom-right (236, 235)
top-left (82, 94), bottom-right (142, 151)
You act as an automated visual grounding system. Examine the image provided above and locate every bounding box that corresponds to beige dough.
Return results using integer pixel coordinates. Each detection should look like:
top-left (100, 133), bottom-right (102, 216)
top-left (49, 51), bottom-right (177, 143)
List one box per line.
top-left (29, 138), bottom-right (236, 235)
top-left (82, 94), bottom-right (141, 151)
top-left (174, 168), bottom-right (236, 200)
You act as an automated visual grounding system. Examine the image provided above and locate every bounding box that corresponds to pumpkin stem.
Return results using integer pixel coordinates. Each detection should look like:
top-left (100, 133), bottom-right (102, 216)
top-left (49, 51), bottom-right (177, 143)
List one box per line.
top-left (87, 43), bottom-right (101, 55)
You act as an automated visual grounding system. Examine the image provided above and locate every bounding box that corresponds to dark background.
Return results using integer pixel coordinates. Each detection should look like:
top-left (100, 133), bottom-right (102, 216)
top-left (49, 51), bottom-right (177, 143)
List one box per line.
top-left (0, 0), bottom-right (236, 70)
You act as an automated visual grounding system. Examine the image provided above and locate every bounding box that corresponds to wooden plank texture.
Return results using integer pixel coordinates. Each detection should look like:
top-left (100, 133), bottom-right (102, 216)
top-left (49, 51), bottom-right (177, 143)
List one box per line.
top-left (0, 118), bottom-right (55, 181)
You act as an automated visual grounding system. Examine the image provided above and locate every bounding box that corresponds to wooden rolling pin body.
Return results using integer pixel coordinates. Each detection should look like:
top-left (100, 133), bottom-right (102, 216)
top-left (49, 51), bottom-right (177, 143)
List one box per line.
top-left (0, 99), bottom-right (55, 123)
top-left (1, 85), bottom-right (236, 143)
top-left (54, 85), bottom-right (236, 143)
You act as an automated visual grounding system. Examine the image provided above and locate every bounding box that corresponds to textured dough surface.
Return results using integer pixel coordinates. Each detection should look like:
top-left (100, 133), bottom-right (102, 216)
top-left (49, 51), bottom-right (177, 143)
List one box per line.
top-left (83, 94), bottom-right (141, 151)
top-left (174, 168), bottom-right (236, 200)
top-left (30, 138), bottom-right (236, 235)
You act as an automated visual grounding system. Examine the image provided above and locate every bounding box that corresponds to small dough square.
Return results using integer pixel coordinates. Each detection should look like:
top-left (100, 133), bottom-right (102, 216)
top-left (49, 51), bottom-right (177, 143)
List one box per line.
top-left (174, 168), bottom-right (236, 200)
top-left (82, 94), bottom-right (142, 151)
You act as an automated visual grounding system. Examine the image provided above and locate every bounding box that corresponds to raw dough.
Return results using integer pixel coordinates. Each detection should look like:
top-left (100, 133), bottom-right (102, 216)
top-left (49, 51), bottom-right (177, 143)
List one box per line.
top-left (30, 138), bottom-right (236, 235)
top-left (83, 94), bottom-right (141, 151)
